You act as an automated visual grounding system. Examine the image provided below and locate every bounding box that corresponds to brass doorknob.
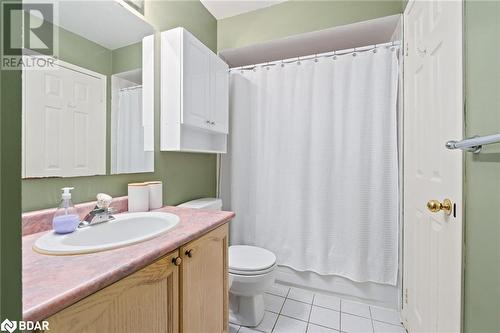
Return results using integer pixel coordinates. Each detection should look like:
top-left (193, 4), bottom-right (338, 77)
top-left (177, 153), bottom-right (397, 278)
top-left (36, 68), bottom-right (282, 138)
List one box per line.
top-left (185, 249), bottom-right (194, 258)
top-left (427, 199), bottom-right (452, 215)
top-left (172, 257), bottom-right (182, 266)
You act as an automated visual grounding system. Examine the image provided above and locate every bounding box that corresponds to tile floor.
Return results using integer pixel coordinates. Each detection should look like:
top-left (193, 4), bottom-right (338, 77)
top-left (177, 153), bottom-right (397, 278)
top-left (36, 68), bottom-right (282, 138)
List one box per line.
top-left (229, 283), bottom-right (407, 333)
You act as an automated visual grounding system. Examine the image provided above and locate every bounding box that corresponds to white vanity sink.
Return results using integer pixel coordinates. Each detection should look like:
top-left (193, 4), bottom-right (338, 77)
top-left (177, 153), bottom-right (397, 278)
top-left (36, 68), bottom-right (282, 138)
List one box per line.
top-left (34, 212), bottom-right (180, 255)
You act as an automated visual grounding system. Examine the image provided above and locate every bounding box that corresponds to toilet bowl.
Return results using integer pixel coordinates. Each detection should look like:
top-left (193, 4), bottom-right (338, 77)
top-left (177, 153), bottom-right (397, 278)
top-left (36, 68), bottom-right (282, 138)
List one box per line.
top-left (229, 245), bottom-right (276, 327)
top-left (177, 198), bottom-right (277, 327)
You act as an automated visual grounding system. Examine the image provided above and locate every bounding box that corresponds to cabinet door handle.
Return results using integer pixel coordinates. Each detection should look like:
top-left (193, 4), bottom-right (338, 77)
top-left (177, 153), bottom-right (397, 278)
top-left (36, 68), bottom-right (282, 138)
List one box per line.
top-left (206, 120), bottom-right (211, 124)
top-left (185, 249), bottom-right (194, 258)
top-left (172, 256), bottom-right (182, 266)
top-left (210, 121), bottom-right (215, 125)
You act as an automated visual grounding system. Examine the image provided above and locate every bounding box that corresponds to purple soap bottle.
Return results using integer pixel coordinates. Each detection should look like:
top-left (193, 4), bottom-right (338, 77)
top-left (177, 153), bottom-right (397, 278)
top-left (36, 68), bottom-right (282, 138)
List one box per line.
top-left (52, 187), bottom-right (80, 234)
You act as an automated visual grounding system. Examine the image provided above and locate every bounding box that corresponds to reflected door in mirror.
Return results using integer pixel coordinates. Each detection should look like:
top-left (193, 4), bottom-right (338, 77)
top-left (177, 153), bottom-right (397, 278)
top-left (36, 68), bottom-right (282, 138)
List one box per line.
top-left (23, 61), bottom-right (106, 178)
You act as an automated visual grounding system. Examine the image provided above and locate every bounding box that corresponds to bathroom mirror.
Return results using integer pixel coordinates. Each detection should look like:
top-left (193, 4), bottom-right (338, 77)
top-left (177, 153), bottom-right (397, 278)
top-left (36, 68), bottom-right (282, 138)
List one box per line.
top-left (22, 0), bottom-right (154, 178)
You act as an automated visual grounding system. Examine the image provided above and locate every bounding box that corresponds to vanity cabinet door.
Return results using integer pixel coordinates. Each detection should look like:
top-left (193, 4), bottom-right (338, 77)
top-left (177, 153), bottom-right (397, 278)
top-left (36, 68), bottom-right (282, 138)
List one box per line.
top-left (179, 224), bottom-right (229, 333)
top-left (43, 251), bottom-right (179, 333)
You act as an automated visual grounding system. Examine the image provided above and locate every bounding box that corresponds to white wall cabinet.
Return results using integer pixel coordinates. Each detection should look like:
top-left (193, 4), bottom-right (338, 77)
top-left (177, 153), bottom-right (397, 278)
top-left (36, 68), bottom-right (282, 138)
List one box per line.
top-left (161, 27), bottom-right (228, 153)
top-left (210, 56), bottom-right (229, 134)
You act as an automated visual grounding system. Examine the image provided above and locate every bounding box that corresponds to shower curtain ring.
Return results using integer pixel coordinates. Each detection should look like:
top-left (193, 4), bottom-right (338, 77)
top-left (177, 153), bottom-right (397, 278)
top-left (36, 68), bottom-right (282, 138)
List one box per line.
top-left (332, 50), bottom-right (337, 60)
top-left (297, 57), bottom-right (301, 65)
top-left (353, 48), bottom-right (357, 57)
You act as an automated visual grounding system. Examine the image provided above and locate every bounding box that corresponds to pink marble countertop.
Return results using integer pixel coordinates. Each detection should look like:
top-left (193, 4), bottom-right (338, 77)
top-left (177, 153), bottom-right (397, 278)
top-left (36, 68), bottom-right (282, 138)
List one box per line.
top-left (23, 206), bottom-right (234, 322)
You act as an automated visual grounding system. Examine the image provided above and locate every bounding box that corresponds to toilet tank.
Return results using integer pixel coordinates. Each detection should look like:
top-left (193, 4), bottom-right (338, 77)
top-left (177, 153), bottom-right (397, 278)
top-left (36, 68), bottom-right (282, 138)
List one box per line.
top-left (177, 198), bottom-right (222, 211)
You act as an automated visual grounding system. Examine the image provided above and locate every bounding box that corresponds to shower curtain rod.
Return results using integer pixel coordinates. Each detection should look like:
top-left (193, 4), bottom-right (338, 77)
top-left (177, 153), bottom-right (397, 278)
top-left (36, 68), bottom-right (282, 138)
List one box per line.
top-left (229, 40), bottom-right (401, 71)
top-left (119, 85), bottom-right (142, 91)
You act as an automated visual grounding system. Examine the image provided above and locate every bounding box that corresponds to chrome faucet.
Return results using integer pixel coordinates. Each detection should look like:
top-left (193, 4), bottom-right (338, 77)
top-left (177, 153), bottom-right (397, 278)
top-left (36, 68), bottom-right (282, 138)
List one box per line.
top-left (79, 193), bottom-right (115, 228)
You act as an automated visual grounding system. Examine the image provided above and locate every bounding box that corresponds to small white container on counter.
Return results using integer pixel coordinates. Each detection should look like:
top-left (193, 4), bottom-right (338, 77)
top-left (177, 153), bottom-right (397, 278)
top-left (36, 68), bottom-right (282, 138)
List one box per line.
top-left (128, 183), bottom-right (149, 212)
top-left (146, 181), bottom-right (163, 210)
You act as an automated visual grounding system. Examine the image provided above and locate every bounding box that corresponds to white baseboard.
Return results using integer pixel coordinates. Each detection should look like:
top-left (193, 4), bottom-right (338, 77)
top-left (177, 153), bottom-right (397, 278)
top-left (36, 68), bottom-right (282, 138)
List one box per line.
top-left (275, 265), bottom-right (399, 309)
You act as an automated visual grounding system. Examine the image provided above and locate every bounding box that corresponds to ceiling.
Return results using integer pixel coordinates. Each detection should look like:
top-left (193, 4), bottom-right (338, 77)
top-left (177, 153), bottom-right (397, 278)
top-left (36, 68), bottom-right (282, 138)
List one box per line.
top-left (58, 1), bottom-right (153, 50)
top-left (30, 0), bottom-right (154, 50)
top-left (200, 0), bottom-right (287, 20)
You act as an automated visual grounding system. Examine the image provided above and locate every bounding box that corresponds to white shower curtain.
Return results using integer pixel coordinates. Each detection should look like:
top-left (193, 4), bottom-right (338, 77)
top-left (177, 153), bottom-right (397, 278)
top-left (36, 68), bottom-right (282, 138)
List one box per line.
top-left (115, 88), bottom-right (153, 174)
top-left (221, 47), bottom-right (399, 285)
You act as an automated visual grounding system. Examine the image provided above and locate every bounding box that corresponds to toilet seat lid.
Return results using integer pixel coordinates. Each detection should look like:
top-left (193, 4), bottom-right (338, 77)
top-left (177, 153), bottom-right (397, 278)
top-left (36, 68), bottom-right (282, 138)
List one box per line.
top-left (229, 245), bottom-right (276, 274)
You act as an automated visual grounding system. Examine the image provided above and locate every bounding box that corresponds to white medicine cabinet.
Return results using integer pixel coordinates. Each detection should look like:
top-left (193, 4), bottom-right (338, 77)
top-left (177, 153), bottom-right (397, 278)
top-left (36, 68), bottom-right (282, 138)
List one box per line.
top-left (161, 27), bottom-right (229, 153)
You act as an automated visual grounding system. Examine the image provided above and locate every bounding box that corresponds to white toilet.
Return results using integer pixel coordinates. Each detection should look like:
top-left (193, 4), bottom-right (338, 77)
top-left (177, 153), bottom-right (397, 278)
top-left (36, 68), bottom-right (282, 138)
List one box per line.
top-left (178, 198), bottom-right (277, 327)
top-left (228, 245), bottom-right (276, 327)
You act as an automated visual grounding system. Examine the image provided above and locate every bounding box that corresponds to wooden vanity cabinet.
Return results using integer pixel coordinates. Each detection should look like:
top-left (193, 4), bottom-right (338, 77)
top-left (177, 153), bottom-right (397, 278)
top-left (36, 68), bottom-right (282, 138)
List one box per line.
top-left (43, 251), bottom-right (179, 333)
top-left (179, 223), bottom-right (229, 333)
top-left (39, 224), bottom-right (228, 333)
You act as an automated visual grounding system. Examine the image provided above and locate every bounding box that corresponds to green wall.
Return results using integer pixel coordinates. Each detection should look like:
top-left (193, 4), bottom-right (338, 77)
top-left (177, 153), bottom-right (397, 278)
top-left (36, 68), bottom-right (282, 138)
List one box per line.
top-left (22, 0), bottom-right (218, 212)
top-left (0, 0), bottom-right (22, 323)
top-left (112, 42), bottom-right (142, 74)
top-left (147, 0), bottom-right (217, 50)
top-left (463, 1), bottom-right (500, 332)
top-left (57, 25), bottom-right (113, 75)
top-left (217, 0), bottom-right (403, 51)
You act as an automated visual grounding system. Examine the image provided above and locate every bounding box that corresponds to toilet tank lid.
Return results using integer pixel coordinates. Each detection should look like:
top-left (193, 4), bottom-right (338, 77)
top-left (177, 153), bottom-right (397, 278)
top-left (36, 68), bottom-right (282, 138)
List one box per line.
top-left (177, 198), bottom-right (222, 210)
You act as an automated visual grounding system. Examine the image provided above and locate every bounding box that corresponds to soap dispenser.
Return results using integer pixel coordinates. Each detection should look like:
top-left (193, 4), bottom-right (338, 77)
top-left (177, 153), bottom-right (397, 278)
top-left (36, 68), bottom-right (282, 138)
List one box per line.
top-left (52, 187), bottom-right (80, 234)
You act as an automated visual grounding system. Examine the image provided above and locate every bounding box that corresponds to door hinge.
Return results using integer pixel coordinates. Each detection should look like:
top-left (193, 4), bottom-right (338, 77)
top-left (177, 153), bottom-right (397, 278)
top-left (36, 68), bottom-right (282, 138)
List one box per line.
top-left (405, 42), bottom-right (409, 57)
top-left (405, 288), bottom-right (409, 304)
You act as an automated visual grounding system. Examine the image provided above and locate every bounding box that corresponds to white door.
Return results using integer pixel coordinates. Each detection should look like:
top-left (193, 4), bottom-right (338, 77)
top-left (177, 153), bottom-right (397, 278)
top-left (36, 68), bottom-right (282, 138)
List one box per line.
top-left (182, 30), bottom-right (211, 130)
top-left (402, 0), bottom-right (463, 332)
top-left (68, 71), bottom-right (106, 177)
top-left (24, 61), bottom-right (106, 177)
top-left (209, 55), bottom-right (229, 134)
top-left (24, 66), bottom-right (67, 177)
